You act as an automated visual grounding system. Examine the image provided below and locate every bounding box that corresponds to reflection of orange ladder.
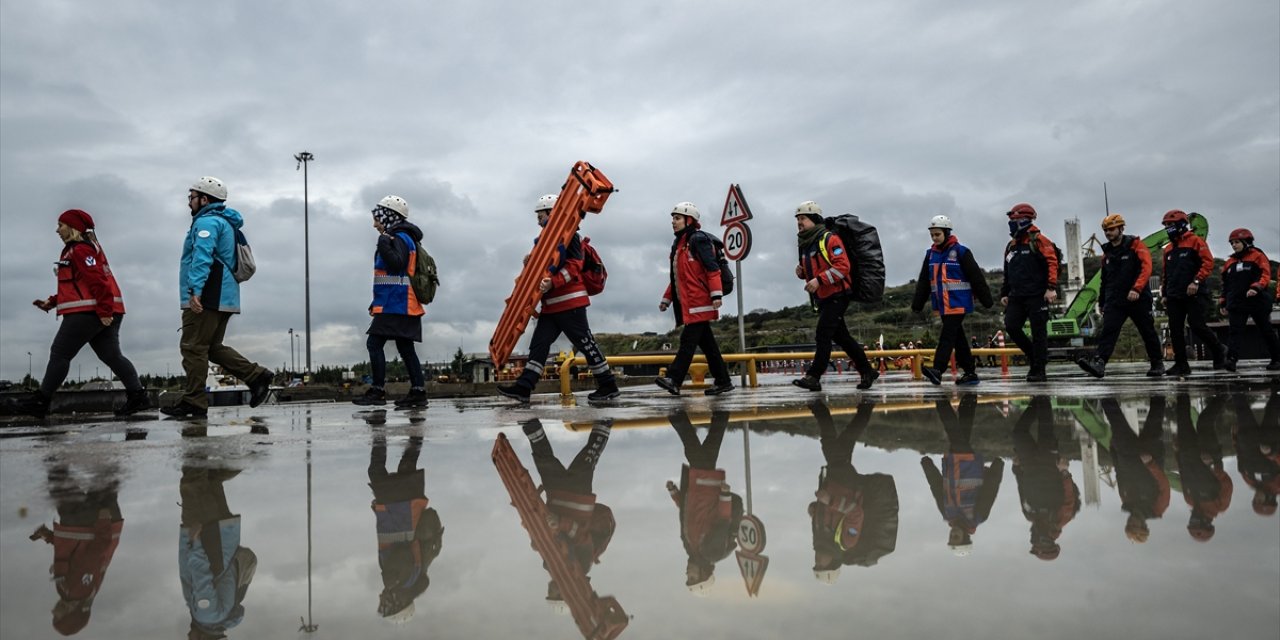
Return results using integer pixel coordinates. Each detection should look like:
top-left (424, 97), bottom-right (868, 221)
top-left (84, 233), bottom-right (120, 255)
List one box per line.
top-left (491, 434), bottom-right (628, 640)
top-left (489, 162), bottom-right (616, 367)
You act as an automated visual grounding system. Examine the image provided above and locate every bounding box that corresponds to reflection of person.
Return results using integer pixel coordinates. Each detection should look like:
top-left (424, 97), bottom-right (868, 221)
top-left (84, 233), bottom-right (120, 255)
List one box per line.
top-left (368, 433), bottom-right (443, 623)
top-left (808, 400), bottom-right (897, 582)
top-left (522, 418), bottom-right (615, 609)
top-left (666, 410), bottom-right (743, 594)
top-left (29, 459), bottom-right (124, 636)
top-left (1174, 395), bottom-right (1232, 541)
top-left (179, 465), bottom-right (257, 640)
top-left (1101, 397), bottom-right (1169, 543)
top-left (921, 394), bottom-right (1003, 555)
top-left (1232, 391), bottom-right (1280, 516)
top-left (1012, 396), bottom-right (1080, 560)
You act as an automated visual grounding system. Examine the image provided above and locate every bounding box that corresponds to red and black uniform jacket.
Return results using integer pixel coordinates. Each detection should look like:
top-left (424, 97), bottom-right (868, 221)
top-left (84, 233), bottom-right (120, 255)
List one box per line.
top-left (52, 241), bottom-right (125, 318)
top-left (1099, 235), bottom-right (1154, 308)
top-left (1178, 457), bottom-right (1233, 519)
top-left (669, 465), bottom-right (740, 563)
top-left (663, 228), bottom-right (723, 326)
top-left (1001, 227), bottom-right (1059, 298)
top-left (546, 490), bottom-right (615, 571)
top-left (538, 233), bottom-right (590, 315)
top-left (1220, 246), bottom-right (1274, 311)
top-left (34, 517), bottom-right (124, 605)
top-left (1162, 234), bottom-right (1214, 300)
top-left (798, 231), bottom-right (852, 302)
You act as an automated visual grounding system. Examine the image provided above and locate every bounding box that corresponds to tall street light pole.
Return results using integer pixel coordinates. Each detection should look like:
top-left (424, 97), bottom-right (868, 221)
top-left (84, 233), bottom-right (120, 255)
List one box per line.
top-left (294, 152), bottom-right (315, 373)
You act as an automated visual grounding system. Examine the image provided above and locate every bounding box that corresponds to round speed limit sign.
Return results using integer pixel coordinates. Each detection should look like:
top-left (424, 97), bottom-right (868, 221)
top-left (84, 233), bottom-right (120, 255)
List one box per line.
top-left (737, 514), bottom-right (766, 554)
top-left (722, 222), bottom-right (752, 262)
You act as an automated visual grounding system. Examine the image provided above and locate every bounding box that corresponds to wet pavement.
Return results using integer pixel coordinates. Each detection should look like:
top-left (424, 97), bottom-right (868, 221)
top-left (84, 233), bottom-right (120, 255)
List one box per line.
top-left (2, 364), bottom-right (1278, 640)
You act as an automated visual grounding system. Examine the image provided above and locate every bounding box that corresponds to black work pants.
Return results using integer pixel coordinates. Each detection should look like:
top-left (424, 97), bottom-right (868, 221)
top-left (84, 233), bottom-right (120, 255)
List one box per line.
top-left (367, 334), bottom-right (424, 388)
top-left (808, 295), bottom-right (871, 379)
top-left (1094, 301), bottom-right (1163, 363)
top-left (1004, 296), bottom-right (1049, 370)
top-left (933, 313), bottom-right (975, 374)
top-left (527, 418), bottom-right (611, 494)
top-left (1226, 301), bottom-right (1280, 362)
top-left (667, 321), bottom-right (730, 387)
top-left (1165, 296), bottom-right (1223, 365)
top-left (41, 312), bottom-right (141, 397)
top-left (517, 307), bottom-right (613, 389)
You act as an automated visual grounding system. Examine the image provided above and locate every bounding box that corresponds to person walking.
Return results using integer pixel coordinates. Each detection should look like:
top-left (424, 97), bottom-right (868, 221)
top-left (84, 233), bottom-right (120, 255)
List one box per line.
top-left (655, 203), bottom-right (733, 396)
top-left (790, 201), bottom-right (879, 392)
top-left (1217, 228), bottom-right (1280, 371)
top-left (1000, 203), bottom-right (1058, 382)
top-left (921, 394), bottom-right (1004, 556)
top-left (911, 215), bottom-right (993, 386)
top-left (163, 177), bottom-right (272, 418)
top-left (352, 196), bottom-right (429, 408)
top-left (1159, 209), bottom-right (1226, 375)
top-left (14, 209), bottom-right (149, 418)
top-left (1076, 214), bottom-right (1164, 378)
top-left (497, 194), bottom-right (620, 403)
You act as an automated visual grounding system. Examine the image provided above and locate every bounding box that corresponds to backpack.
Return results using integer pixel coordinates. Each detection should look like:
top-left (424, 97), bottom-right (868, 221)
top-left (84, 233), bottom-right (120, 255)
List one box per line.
top-left (399, 232), bottom-right (440, 305)
top-left (822, 214), bottom-right (884, 302)
top-left (228, 228), bottom-right (256, 283)
top-left (699, 231), bottom-right (735, 296)
top-left (581, 236), bottom-right (608, 296)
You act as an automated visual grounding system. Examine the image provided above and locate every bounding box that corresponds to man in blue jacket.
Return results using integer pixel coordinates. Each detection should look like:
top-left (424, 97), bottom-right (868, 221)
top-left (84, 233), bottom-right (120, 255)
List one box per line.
top-left (164, 177), bottom-right (272, 418)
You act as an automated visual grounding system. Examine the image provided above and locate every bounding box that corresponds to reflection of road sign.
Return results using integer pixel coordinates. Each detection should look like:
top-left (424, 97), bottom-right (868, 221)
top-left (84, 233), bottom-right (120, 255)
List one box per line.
top-left (721, 184), bottom-right (753, 225)
top-left (722, 222), bottom-right (752, 262)
top-left (737, 514), bottom-right (766, 553)
top-left (735, 551), bottom-right (768, 597)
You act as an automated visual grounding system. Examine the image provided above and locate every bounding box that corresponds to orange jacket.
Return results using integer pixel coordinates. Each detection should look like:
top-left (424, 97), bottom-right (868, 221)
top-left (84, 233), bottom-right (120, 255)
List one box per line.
top-left (53, 241), bottom-right (125, 318)
top-left (663, 229), bottom-right (723, 325)
top-left (798, 232), bottom-right (853, 301)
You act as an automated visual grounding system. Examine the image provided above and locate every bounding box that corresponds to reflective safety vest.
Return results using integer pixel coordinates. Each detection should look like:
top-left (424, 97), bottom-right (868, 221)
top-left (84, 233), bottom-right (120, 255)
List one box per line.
top-left (371, 232), bottom-right (424, 317)
top-left (55, 241), bottom-right (125, 317)
top-left (941, 453), bottom-right (985, 528)
top-left (372, 497), bottom-right (430, 585)
top-left (927, 239), bottom-right (974, 315)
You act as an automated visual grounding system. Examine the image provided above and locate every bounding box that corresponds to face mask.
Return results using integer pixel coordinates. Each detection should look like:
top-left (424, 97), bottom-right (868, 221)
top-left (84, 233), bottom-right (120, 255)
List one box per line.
top-left (1165, 224), bottom-right (1184, 238)
top-left (1008, 219), bottom-right (1030, 237)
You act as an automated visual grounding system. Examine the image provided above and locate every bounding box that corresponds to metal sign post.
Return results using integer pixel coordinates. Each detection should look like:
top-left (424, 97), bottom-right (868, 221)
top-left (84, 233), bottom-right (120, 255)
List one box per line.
top-left (721, 184), bottom-right (754, 387)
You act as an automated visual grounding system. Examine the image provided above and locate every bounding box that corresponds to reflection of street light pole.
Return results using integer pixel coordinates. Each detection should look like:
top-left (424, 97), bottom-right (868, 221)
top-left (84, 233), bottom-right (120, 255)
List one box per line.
top-left (27, 351), bottom-right (32, 385)
top-left (288, 328), bottom-right (295, 374)
top-left (298, 415), bottom-right (319, 633)
top-left (294, 151), bottom-right (315, 373)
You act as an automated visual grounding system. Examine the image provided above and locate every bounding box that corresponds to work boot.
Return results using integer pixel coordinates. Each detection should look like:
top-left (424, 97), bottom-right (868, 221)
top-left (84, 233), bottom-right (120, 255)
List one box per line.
top-left (704, 382), bottom-right (735, 396)
top-left (791, 375), bottom-right (822, 392)
top-left (1165, 362), bottom-right (1191, 377)
top-left (587, 379), bottom-right (621, 403)
top-left (654, 377), bottom-right (680, 396)
top-left (248, 371), bottom-right (274, 408)
top-left (10, 392), bottom-right (50, 419)
top-left (956, 372), bottom-right (981, 386)
top-left (856, 369), bottom-right (879, 390)
top-left (394, 388), bottom-right (429, 408)
top-left (1223, 358), bottom-right (1238, 373)
top-left (496, 384), bottom-right (531, 403)
top-left (114, 389), bottom-right (152, 417)
top-left (1025, 366), bottom-right (1047, 383)
top-left (353, 387), bottom-right (387, 406)
top-left (1076, 356), bottom-right (1105, 379)
top-left (1146, 362), bottom-right (1165, 377)
top-left (920, 367), bottom-right (943, 385)
top-left (160, 400), bottom-right (208, 419)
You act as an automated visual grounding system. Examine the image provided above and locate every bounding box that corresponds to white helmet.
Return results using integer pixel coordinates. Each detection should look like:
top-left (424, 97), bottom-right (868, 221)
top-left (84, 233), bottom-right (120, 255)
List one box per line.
top-left (813, 568), bottom-right (841, 584)
top-left (671, 202), bottom-right (700, 222)
top-left (535, 194), bottom-right (558, 212)
top-left (796, 201), bottom-right (823, 216)
top-left (379, 600), bottom-right (415, 624)
top-left (377, 195), bottom-right (410, 218)
top-left (546, 599), bottom-right (570, 616)
top-left (950, 543), bottom-right (973, 557)
top-left (190, 176), bottom-right (227, 201)
top-left (686, 574), bottom-right (714, 596)
top-left (929, 215), bottom-right (953, 230)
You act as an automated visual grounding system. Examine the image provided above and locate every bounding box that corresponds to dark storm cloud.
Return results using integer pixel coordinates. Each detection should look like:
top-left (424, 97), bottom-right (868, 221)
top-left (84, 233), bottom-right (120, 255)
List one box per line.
top-left (2, 0), bottom-right (1276, 378)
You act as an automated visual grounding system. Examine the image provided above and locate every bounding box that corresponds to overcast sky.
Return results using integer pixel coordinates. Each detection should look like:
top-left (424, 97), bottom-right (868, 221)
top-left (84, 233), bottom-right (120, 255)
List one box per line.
top-left (2, 1), bottom-right (1277, 381)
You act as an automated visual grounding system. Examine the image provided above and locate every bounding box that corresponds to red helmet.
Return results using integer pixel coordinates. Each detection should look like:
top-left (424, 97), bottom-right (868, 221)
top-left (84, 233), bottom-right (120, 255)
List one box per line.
top-left (1229, 228), bottom-right (1254, 243)
top-left (1007, 202), bottom-right (1037, 220)
top-left (1162, 209), bottom-right (1189, 225)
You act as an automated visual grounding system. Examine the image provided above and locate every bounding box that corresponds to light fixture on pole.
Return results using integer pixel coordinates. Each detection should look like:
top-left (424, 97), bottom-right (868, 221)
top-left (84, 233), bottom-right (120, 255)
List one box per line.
top-left (294, 151), bottom-right (315, 372)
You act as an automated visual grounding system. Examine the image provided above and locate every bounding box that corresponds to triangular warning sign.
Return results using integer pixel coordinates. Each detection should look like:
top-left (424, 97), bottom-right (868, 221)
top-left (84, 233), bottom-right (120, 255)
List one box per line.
top-left (721, 184), bottom-right (753, 225)
top-left (735, 550), bottom-right (768, 597)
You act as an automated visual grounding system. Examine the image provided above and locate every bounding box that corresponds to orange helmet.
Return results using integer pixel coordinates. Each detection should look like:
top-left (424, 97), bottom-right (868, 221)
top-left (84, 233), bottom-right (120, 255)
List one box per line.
top-left (1007, 203), bottom-right (1037, 220)
top-left (1162, 209), bottom-right (1189, 225)
top-left (1101, 214), bottom-right (1126, 230)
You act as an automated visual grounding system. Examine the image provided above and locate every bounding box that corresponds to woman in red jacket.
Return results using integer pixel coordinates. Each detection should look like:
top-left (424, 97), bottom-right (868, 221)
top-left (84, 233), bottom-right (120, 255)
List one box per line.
top-left (1218, 228), bottom-right (1280, 370)
top-left (656, 203), bottom-right (733, 396)
top-left (13, 210), bottom-right (148, 418)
